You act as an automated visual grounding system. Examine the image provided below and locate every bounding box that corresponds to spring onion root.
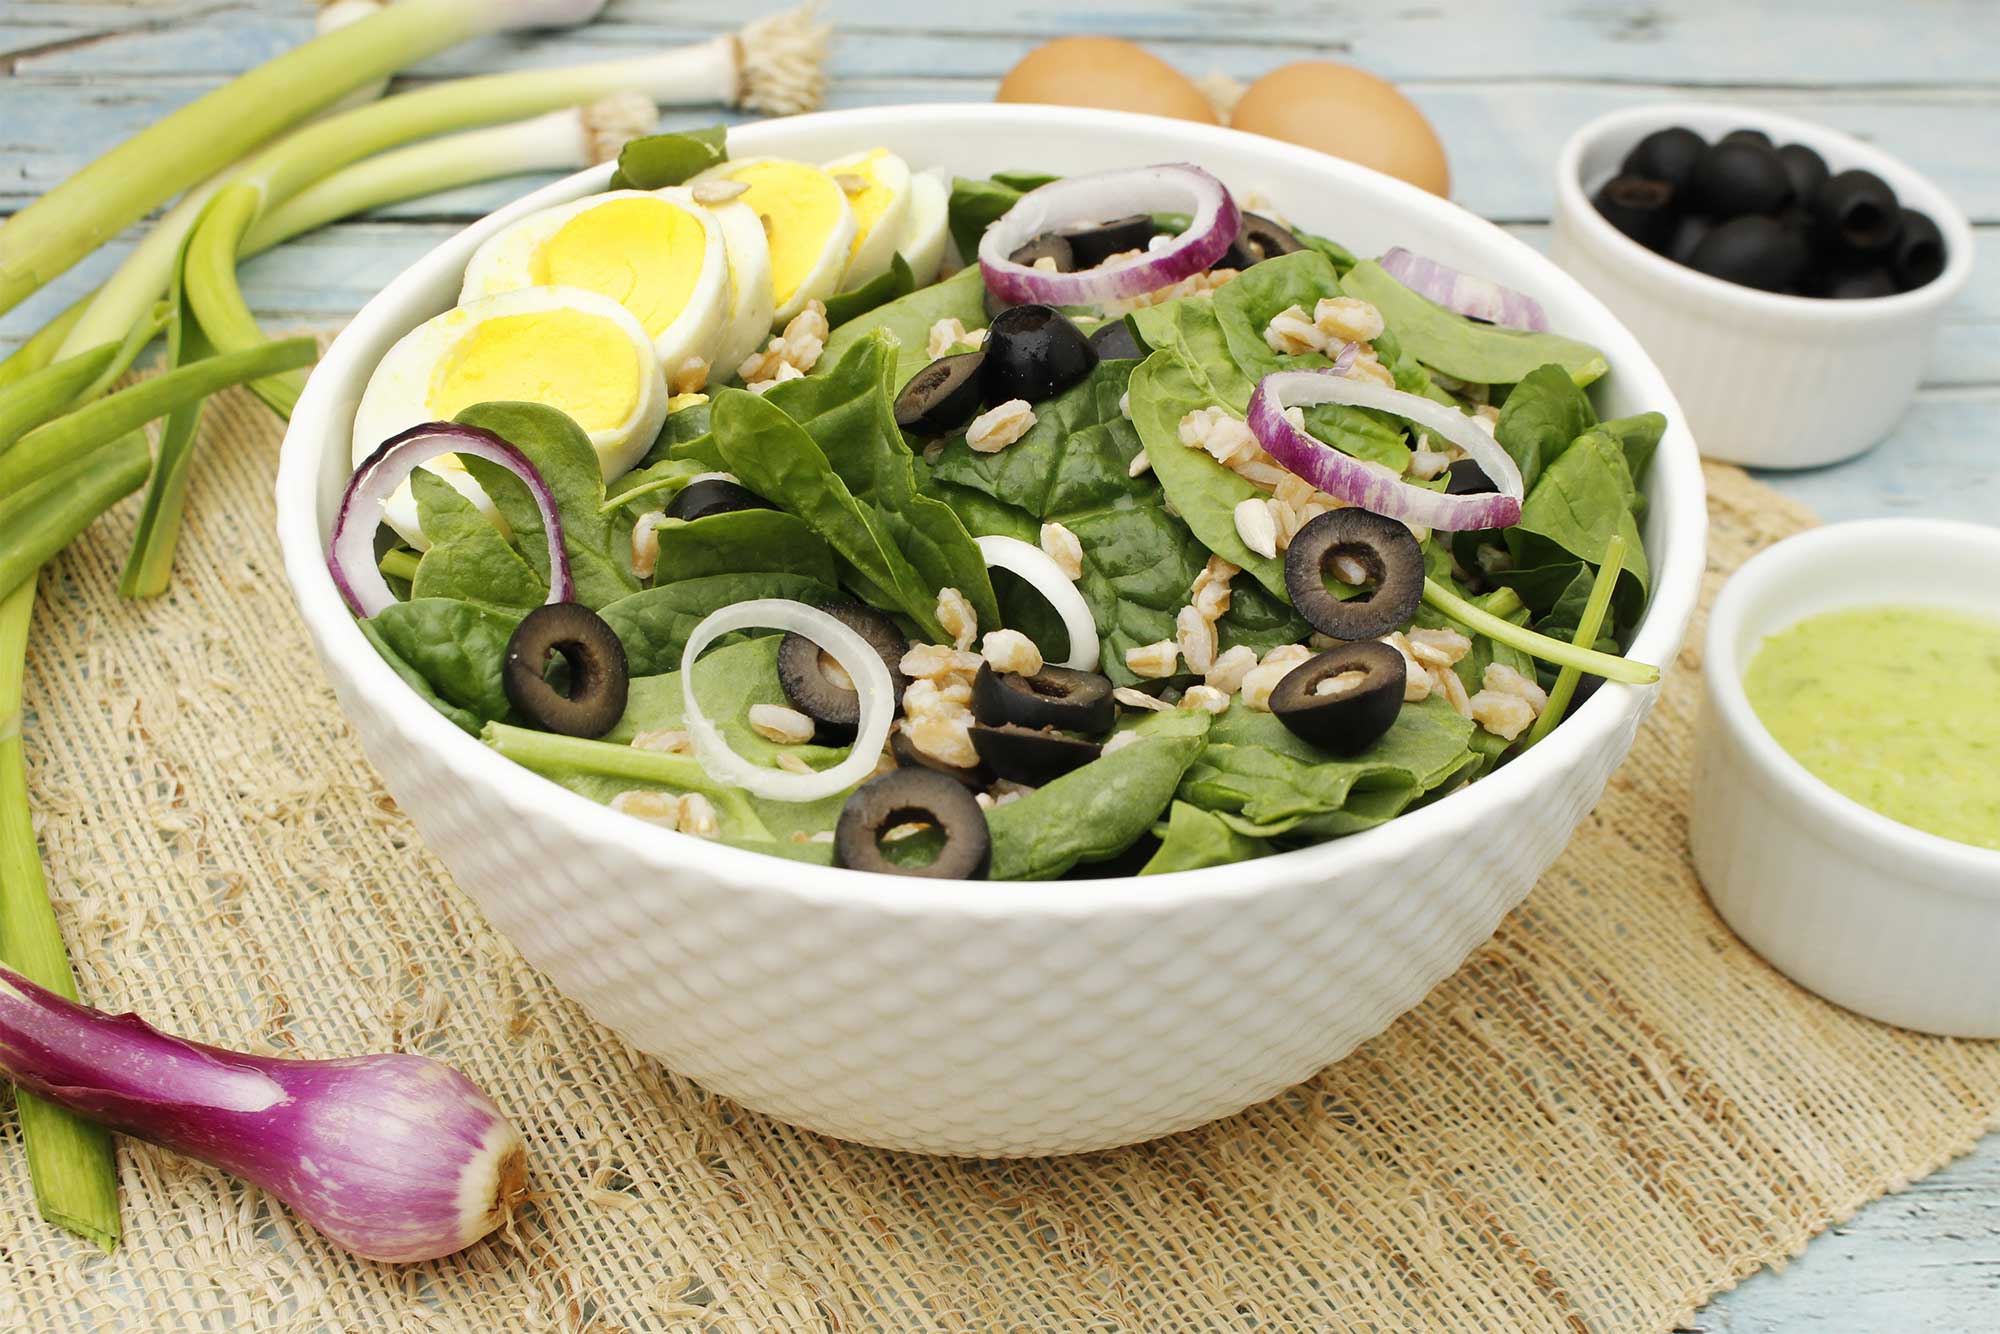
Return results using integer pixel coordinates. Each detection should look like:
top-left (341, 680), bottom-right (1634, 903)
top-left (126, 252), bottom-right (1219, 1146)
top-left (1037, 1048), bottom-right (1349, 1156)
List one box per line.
top-left (0, 584), bottom-right (122, 1252)
top-left (1421, 576), bottom-right (1657, 685)
top-left (1523, 536), bottom-right (1630, 748)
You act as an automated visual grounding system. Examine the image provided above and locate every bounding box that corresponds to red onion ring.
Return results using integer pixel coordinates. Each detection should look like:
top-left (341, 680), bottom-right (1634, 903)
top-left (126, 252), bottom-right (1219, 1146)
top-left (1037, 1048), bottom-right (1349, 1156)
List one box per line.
top-left (978, 164), bottom-right (1240, 307)
top-left (1379, 247), bottom-right (1549, 332)
top-left (1246, 370), bottom-right (1525, 532)
top-left (329, 422), bottom-right (572, 618)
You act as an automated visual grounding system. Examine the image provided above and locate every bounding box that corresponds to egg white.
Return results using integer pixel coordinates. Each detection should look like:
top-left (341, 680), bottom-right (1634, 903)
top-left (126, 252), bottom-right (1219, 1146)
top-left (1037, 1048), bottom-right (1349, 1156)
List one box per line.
top-left (897, 169), bottom-right (950, 285)
top-left (824, 148), bottom-right (913, 291)
top-left (353, 286), bottom-right (668, 548)
top-left (458, 187), bottom-right (729, 382)
top-left (692, 156), bottom-right (855, 322)
top-left (702, 195), bottom-right (776, 379)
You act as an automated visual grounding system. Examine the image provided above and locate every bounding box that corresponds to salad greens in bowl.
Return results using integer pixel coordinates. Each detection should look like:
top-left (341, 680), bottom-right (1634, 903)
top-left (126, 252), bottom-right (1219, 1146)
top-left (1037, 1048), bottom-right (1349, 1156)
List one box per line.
top-left (277, 104), bottom-right (1705, 1155)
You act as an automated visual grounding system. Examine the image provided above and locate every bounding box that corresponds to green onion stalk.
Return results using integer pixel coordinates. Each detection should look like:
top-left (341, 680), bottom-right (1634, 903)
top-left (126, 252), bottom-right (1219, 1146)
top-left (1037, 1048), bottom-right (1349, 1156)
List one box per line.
top-left (1521, 536), bottom-right (1631, 748)
top-left (0, 581), bottom-right (122, 1252)
top-left (1421, 574), bottom-right (1657, 686)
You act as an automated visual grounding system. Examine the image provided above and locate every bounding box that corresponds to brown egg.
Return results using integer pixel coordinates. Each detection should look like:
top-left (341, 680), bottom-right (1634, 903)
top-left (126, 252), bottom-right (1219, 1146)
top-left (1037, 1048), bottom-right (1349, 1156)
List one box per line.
top-left (996, 37), bottom-right (1220, 125)
top-left (1229, 61), bottom-right (1450, 197)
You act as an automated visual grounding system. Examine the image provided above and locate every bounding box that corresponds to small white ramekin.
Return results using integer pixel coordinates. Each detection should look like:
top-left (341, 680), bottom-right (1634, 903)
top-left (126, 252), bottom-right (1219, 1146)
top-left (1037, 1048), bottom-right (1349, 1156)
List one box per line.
top-left (1692, 519), bottom-right (2000, 1036)
top-left (1551, 104), bottom-right (1974, 469)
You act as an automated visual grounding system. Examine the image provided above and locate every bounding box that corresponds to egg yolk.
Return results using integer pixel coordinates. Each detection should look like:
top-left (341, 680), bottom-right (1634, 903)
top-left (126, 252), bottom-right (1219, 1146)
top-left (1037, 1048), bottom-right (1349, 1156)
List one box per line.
top-left (837, 149), bottom-right (896, 262)
top-left (530, 196), bottom-right (706, 339)
top-left (725, 160), bottom-right (846, 307)
top-left (428, 309), bottom-right (640, 434)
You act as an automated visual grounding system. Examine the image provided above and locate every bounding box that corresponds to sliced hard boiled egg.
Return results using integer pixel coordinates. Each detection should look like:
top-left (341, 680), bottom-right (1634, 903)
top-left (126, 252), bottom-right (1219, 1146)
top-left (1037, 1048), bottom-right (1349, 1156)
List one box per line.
top-left (823, 148), bottom-right (913, 291)
top-left (702, 195), bottom-right (776, 379)
top-left (690, 156), bottom-right (854, 322)
top-left (459, 188), bottom-right (728, 386)
top-left (353, 286), bottom-right (668, 547)
top-left (897, 169), bottom-right (951, 285)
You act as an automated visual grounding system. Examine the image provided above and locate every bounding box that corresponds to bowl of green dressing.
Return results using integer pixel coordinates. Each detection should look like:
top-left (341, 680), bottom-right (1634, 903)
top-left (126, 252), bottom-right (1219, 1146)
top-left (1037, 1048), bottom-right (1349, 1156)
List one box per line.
top-left (1693, 518), bottom-right (2000, 1037)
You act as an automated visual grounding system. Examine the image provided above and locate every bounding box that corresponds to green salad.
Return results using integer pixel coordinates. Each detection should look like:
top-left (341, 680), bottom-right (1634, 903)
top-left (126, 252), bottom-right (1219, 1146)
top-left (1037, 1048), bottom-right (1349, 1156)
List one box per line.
top-left (329, 129), bottom-right (1664, 881)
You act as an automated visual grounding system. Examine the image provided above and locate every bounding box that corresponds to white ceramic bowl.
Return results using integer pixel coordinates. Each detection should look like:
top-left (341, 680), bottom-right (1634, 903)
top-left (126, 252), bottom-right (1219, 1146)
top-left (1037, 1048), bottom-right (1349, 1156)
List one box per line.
top-left (1550, 103), bottom-right (1974, 470)
top-left (1692, 519), bottom-right (2000, 1037)
top-left (276, 104), bottom-right (1708, 1156)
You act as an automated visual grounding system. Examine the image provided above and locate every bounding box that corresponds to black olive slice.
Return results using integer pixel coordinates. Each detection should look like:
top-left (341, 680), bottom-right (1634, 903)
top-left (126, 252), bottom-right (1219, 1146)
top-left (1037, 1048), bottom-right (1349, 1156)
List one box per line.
top-left (1776, 142), bottom-right (1830, 205)
top-left (1689, 138), bottom-right (1791, 217)
top-left (1219, 212), bottom-right (1307, 269)
top-left (777, 602), bottom-right (909, 743)
top-left (1268, 642), bottom-right (1407, 756)
top-left (502, 602), bottom-right (629, 738)
top-left (1592, 174), bottom-right (1677, 252)
top-left (834, 769), bottom-right (990, 879)
top-left (890, 728), bottom-right (993, 789)
top-left (1087, 318), bottom-right (1145, 361)
top-left (1444, 459), bottom-right (1497, 495)
top-left (1283, 509), bottom-right (1425, 642)
top-left (1890, 207), bottom-right (1945, 291)
top-left (981, 303), bottom-right (1099, 405)
top-left (969, 723), bottom-right (1101, 786)
top-left (971, 662), bottom-right (1115, 734)
top-left (1008, 232), bottom-right (1077, 272)
top-left (666, 477), bottom-right (768, 522)
top-left (1620, 126), bottom-right (1706, 192)
top-left (1813, 168), bottom-right (1900, 257)
top-left (1058, 213), bottom-right (1156, 268)
top-left (894, 351), bottom-right (987, 436)
top-left (1688, 215), bottom-right (1807, 292)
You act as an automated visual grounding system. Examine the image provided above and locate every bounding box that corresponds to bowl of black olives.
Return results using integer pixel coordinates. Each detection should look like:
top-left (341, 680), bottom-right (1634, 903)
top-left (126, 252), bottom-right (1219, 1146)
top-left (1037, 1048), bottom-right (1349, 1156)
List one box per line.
top-left (1552, 104), bottom-right (1971, 469)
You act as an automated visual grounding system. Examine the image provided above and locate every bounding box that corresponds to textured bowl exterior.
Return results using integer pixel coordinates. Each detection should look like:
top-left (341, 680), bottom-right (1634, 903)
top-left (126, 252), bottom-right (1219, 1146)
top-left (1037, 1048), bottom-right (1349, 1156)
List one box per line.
top-left (1692, 520), bottom-right (2000, 1038)
top-left (276, 105), bottom-right (1707, 1156)
top-left (1550, 104), bottom-right (1974, 470)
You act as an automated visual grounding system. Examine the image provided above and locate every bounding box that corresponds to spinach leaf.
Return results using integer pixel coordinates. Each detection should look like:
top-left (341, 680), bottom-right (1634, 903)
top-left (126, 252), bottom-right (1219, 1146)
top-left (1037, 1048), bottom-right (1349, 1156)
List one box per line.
top-left (359, 616), bottom-right (481, 734)
top-left (1503, 426), bottom-right (1649, 613)
top-left (599, 572), bottom-right (843, 676)
top-left (409, 469), bottom-right (545, 614)
top-left (1599, 410), bottom-right (1666, 483)
top-left (1140, 801), bottom-right (1271, 874)
top-left (1216, 578), bottom-right (1311, 655)
top-left (1299, 402), bottom-right (1411, 473)
top-left (603, 457), bottom-right (706, 518)
top-left (365, 597), bottom-right (519, 725)
top-left (1127, 297), bottom-right (1254, 408)
top-left (1494, 363), bottom-right (1596, 492)
top-left (932, 358), bottom-right (1146, 520)
top-left (636, 398), bottom-right (715, 471)
top-left (1343, 260), bottom-right (1608, 388)
top-left (1294, 228), bottom-right (1358, 275)
top-left (947, 175), bottom-right (1027, 263)
top-left (653, 508), bottom-right (840, 586)
top-left (985, 709), bottom-right (1212, 880)
top-left (1209, 250), bottom-right (1344, 383)
top-left (821, 265), bottom-right (987, 391)
top-left (607, 126), bottom-right (727, 190)
top-left (452, 401), bottom-right (639, 609)
top-left (823, 253), bottom-right (916, 328)
top-left (710, 385), bottom-right (949, 640)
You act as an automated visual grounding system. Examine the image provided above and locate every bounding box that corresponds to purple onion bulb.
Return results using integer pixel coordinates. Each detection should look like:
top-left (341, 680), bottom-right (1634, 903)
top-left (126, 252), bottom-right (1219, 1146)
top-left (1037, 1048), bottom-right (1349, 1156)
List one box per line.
top-left (0, 964), bottom-right (527, 1263)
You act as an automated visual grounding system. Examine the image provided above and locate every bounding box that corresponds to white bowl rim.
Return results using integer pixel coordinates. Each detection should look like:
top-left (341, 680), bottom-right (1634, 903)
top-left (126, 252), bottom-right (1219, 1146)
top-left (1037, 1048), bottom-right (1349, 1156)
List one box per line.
top-left (276, 101), bottom-right (1708, 919)
top-left (1555, 101), bottom-right (1976, 322)
top-left (1704, 517), bottom-right (2000, 884)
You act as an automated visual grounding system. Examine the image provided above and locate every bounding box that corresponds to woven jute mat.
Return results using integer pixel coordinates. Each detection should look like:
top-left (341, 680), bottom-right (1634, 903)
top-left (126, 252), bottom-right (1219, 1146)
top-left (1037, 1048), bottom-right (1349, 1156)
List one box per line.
top-left (2, 376), bottom-right (1996, 1334)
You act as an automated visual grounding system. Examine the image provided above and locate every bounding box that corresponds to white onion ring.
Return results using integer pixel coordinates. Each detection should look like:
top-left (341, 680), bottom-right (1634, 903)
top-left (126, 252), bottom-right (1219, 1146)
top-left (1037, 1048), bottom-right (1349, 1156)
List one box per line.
top-left (978, 164), bottom-right (1240, 307)
top-left (1379, 247), bottom-right (1549, 332)
top-left (1246, 371), bottom-right (1525, 532)
top-left (975, 535), bottom-right (1099, 672)
top-left (680, 599), bottom-right (895, 803)
top-left (329, 422), bottom-right (572, 617)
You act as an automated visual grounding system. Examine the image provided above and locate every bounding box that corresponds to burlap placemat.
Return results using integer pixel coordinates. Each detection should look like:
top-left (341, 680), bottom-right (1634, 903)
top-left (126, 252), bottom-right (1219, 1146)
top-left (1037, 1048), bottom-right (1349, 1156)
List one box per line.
top-left (2, 375), bottom-right (1996, 1334)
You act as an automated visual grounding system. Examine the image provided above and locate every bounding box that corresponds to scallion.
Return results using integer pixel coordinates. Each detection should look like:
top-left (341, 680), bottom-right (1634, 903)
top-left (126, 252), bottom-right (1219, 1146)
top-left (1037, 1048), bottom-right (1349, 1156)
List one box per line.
top-left (1522, 536), bottom-right (1630, 748)
top-left (1422, 575), bottom-right (1657, 685)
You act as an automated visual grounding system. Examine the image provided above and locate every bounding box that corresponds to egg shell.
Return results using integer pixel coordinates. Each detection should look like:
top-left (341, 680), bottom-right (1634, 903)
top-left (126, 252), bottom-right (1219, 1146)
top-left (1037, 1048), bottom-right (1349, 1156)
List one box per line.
top-left (1229, 61), bottom-right (1450, 197)
top-left (825, 148), bottom-right (914, 291)
top-left (996, 37), bottom-right (1220, 124)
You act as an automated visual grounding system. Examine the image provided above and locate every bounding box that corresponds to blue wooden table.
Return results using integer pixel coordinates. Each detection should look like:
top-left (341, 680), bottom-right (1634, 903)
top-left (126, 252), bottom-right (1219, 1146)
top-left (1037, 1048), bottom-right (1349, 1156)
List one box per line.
top-left (3, 2), bottom-right (1996, 1327)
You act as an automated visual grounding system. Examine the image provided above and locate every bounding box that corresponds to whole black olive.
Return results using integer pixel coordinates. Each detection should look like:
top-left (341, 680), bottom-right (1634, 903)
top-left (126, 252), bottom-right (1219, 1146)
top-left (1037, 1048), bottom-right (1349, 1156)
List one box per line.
top-left (1058, 213), bottom-right (1156, 268)
top-left (1592, 174), bottom-right (1678, 252)
top-left (1813, 168), bottom-right (1901, 256)
top-left (1816, 265), bottom-right (1897, 300)
top-left (1444, 459), bottom-right (1497, 495)
top-left (1890, 207), bottom-right (1946, 290)
top-left (1720, 127), bottom-right (1773, 148)
top-left (1668, 213), bottom-right (1712, 265)
top-left (1283, 509), bottom-right (1426, 642)
top-left (1267, 641), bottom-right (1407, 756)
top-left (1775, 143), bottom-right (1830, 205)
top-left (1687, 215), bottom-right (1807, 292)
top-left (833, 768), bottom-right (990, 879)
top-left (502, 602), bottom-right (629, 738)
top-left (890, 728), bottom-right (993, 789)
top-left (777, 602), bottom-right (909, 743)
top-left (1620, 126), bottom-right (1707, 191)
top-left (895, 351), bottom-right (987, 436)
top-left (1688, 138), bottom-right (1791, 217)
top-left (981, 304), bottom-right (1099, 405)
top-left (665, 477), bottom-right (769, 522)
top-left (1218, 212), bottom-right (1307, 270)
top-left (971, 662), bottom-right (1115, 734)
top-left (1087, 318), bottom-right (1146, 361)
top-left (969, 723), bottom-right (1101, 786)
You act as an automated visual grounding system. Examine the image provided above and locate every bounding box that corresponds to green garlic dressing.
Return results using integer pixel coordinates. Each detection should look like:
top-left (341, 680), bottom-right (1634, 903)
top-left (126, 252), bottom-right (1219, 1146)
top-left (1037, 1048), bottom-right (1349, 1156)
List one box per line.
top-left (1742, 604), bottom-right (2000, 852)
